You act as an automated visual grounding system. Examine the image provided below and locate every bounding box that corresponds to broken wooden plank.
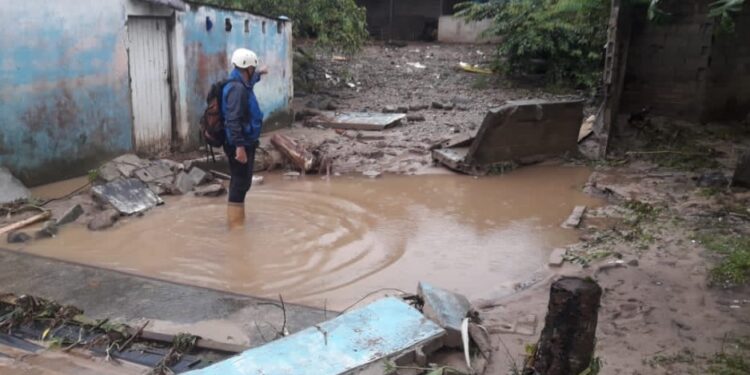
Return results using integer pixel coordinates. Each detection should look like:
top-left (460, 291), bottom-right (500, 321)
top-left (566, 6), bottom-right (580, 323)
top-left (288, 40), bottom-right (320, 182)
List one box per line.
top-left (307, 112), bottom-right (406, 131)
top-left (0, 211), bottom-right (51, 237)
top-left (270, 134), bottom-right (315, 172)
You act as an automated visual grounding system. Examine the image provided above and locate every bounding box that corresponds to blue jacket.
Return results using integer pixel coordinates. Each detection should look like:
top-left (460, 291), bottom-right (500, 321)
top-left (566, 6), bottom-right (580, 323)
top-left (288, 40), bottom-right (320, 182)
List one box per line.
top-left (222, 68), bottom-right (264, 147)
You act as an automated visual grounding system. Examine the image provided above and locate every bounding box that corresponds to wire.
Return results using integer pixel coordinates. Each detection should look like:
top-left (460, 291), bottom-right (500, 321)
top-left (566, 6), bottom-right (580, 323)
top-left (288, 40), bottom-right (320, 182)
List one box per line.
top-left (338, 288), bottom-right (410, 315)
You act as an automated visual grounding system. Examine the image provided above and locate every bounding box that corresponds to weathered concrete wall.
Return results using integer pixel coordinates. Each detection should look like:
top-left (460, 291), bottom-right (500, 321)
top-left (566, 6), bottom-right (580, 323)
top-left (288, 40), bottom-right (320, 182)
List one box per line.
top-left (704, 5), bottom-right (750, 120)
top-left (620, 1), bottom-right (713, 121)
top-left (181, 3), bottom-right (293, 148)
top-left (357, 0), bottom-right (448, 40)
top-left (437, 16), bottom-right (500, 44)
top-left (0, 0), bottom-right (134, 186)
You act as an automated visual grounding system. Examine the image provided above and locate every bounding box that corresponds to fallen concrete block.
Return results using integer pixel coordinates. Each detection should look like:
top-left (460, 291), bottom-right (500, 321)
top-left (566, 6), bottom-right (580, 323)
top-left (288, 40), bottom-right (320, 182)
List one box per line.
top-left (173, 172), bottom-right (196, 195)
top-left (97, 162), bottom-right (122, 183)
top-left (88, 209), bottom-right (120, 231)
top-left (57, 204), bottom-right (84, 226)
top-left (7, 231), bottom-right (31, 244)
top-left (134, 163), bottom-right (174, 184)
top-left (188, 167), bottom-right (210, 186)
top-left (0, 167), bottom-right (31, 204)
top-left (407, 113), bottom-right (426, 122)
top-left (433, 99), bottom-right (584, 175)
top-left (409, 103), bottom-right (429, 111)
top-left (732, 150), bottom-right (750, 188)
top-left (549, 248), bottom-right (566, 267)
top-left (307, 112), bottom-right (406, 131)
top-left (34, 220), bottom-right (58, 239)
top-left (112, 154), bottom-right (149, 168)
top-left (91, 178), bottom-right (163, 215)
top-left (183, 297), bottom-right (445, 375)
top-left (418, 282), bottom-right (471, 348)
top-left (562, 205), bottom-right (586, 229)
top-left (194, 184), bottom-right (226, 197)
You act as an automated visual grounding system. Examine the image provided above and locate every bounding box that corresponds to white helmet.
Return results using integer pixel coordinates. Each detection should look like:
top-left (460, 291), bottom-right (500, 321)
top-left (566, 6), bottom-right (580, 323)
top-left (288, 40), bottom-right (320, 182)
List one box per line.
top-left (231, 48), bottom-right (258, 69)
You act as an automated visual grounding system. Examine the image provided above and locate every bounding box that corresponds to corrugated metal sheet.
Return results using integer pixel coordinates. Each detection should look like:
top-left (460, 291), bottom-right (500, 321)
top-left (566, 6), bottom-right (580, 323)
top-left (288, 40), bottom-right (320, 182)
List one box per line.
top-left (128, 17), bottom-right (172, 154)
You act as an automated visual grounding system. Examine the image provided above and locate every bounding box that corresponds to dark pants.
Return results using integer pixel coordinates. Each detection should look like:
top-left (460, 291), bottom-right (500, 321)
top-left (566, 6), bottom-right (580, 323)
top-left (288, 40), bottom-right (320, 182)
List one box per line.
top-left (223, 144), bottom-right (257, 203)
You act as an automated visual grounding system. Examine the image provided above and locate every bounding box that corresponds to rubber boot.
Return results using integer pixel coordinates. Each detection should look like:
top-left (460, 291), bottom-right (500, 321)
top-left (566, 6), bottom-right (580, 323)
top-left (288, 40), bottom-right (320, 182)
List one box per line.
top-left (227, 203), bottom-right (245, 230)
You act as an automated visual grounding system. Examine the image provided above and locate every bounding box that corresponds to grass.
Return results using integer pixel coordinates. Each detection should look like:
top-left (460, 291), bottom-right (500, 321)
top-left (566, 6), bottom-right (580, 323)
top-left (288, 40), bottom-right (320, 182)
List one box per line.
top-left (697, 233), bottom-right (750, 288)
top-left (645, 348), bottom-right (697, 368)
top-left (708, 336), bottom-right (750, 375)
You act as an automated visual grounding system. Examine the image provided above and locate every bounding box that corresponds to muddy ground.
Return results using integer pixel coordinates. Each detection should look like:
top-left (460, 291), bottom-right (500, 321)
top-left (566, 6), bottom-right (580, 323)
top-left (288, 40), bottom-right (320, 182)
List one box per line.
top-left (2, 42), bottom-right (750, 374)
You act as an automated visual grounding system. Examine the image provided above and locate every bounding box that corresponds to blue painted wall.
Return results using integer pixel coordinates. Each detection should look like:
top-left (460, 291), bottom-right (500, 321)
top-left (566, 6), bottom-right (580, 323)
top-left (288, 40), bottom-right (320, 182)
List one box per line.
top-left (0, 0), bottom-right (134, 186)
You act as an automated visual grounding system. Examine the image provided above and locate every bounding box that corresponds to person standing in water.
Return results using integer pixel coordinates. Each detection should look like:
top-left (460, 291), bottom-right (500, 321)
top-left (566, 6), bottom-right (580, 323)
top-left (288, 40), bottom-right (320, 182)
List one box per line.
top-left (223, 48), bottom-right (268, 229)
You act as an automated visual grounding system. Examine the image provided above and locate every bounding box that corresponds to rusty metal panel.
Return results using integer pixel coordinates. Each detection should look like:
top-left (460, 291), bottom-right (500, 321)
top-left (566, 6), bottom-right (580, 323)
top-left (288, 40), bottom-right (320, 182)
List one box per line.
top-left (307, 112), bottom-right (406, 130)
top-left (128, 17), bottom-right (172, 155)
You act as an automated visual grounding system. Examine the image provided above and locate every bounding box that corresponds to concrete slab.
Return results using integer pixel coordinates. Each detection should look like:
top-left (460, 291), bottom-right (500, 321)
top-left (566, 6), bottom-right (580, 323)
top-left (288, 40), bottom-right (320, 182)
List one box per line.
top-left (418, 282), bottom-right (471, 348)
top-left (308, 112), bottom-right (406, 131)
top-left (91, 178), bottom-right (163, 215)
top-left (549, 248), bottom-right (566, 267)
top-left (185, 297), bottom-right (445, 375)
top-left (562, 205), bottom-right (587, 229)
top-left (0, 167), bottom-right (31, 204)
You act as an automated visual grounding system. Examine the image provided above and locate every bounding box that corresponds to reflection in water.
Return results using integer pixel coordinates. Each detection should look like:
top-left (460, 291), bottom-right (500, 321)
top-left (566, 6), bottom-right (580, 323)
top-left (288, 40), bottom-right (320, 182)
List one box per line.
top-left (19, 165), bottom-right (599, 310)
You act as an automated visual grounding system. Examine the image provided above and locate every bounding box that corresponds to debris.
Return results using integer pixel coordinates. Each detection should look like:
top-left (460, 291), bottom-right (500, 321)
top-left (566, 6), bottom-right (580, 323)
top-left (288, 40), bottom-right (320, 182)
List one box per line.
top-left (331, 55), bottom-right (348, 62)
top-left (363, 170), bottom-right (382, 179)
top-left (307, 112), bottom-right (406, 131)
top-left (397, 105), bottom-right (409, 113)
top-left (0, 210), bottom-right (51, 237)
top-left (183, 297), bottom-right (445, 375)
top-left (383, 105), bottom-right (398, 113)
top-left (406, 62), bottom-right (426, 69)
top-left (134, 163), bottom-right (173, 184)
top-left (34, 220), bottom-right (58, 239)
top-left (457, 62), bottom-right (492, 75)
top-left (57, 204), bottom-right (84, 226)
top-left (157, 159), bottom-right (185, 172)
top-left (461, 318), bottom-right (471, 370)
top-left (87, 209), bottom-right (120, 231)
top-left (409, 103), bottom-right (429, 111)
top-left (194, 184), bottom-right (226, 197)
top-left (562, 205), bottom-right (586, 229)
top-left (188, 167), bottom-right (210, 186)
top-left (407, 114), bottom-right (426, 122)
top-left (252, 175), bottom-right (265, 185)
top-left (173, 172), bottom-right (197, 195)
top-left (271, 134), bottom-right (316, 172)
top-left (7, 231), bottom-right (31, 244)
top-left (0, 167), bottom-right (31, 205)
top-left (284, 171), bottom-right (301, 178)
top-left (468, 323), bottom-right (493, 359)
top-left (113, 154), bottom-right (149, 168)
top-left (431, 101), bottom-right (445, 109)
top-left (549, 248), bottom-right (566, 267)
top-left (97, 162), bottom-right (123, 183)
top-left (451, 96), bottom-right (471, 105)
top-left (433, 100), bottom-right (584, 175)
top-left (524, 277), bottom-right (602, 375)
top-left (418, 282), bottom-right (471, 348)
top-left (731, 150), bottom-right (750, 188)
top-left (357, 132), bottom-right (386, 141)
top-left (578, 115), bottom-right (595, 142)
top-left (91, 178), bottom-right (164, 215)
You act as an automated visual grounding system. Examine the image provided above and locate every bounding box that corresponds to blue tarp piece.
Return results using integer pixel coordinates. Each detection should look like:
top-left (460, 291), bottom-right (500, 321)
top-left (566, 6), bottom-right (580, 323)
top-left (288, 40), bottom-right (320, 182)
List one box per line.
top-left (184, 297), bottom-right (445, 375)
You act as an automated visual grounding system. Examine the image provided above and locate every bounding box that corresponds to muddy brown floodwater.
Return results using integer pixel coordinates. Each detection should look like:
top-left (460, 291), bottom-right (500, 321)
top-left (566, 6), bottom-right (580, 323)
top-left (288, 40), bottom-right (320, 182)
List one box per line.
top-left (17, 165), bottom-right (600, 310)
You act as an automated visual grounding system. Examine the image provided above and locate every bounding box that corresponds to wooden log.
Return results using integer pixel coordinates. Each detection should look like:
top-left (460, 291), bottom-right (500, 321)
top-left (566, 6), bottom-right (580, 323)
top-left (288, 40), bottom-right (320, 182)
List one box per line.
top-left (0, 211), bottom-right (51, 237)
top-left (270, 134), bottom-right (315, 172)
top-left (524, 277), bottom-right (602, 375)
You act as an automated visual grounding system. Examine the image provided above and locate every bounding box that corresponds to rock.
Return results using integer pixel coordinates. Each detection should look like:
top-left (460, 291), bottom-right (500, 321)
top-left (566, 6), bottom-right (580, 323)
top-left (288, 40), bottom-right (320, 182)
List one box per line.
top-left (252, 175), bottom-right (265, 185)
top-left (57, 204), bottom-right (84, 226)
top-left (696, 171), bottom-right (728, 188)
top-left (157, 159), bottom-right (185, 172)
top-left (194, 184), bottom-right (226, 197)
top-left (732, 150), bottom-right (750, 188)
top-left (549, 248), bottom-right (566, 267)
top-left (407, 114), bottom-right (426, 122)
top-left (383, 105), bottom-right (398, 113)
top-left (396, 106), bottom-right (409, 113)
top-left (7, 231), bottom-right (31, 244)
top-left (431, 101), bottom-right (444, 110)
top-left (116, 163), bottom-right (138, 178)
top-left (451, 95), bottom-right (471, 105)
top-left (409, 103), bottom-right (429, 111)
top-left (456, 104), bottom-right (469, 111)
top-left (418, 281), bottom-right (471, 348)
top-left (87, 209), bottom-right (120, 231)
top-left (442, 102), bottom-right (455, 110)
top-left (91, 178), bottom-right (164, 214)
top-left (173, 172), bottom-right (196, 195)
top-left (0, 167), bottom-right (31, 204)
top-left (363, 170), bottom-right (382, 178)
top-left (34, 220), bottom-right (59, 239)
top-left (562, 205), bottom-right (587, 228)
top-left (187, 167), bottom-right (210, 186)
top-left (148, 183), bottom-right (168, 196)
top-left (627, 259), bottom-right (639, 267)
top-left (97, 162), bottom-right (122, 183)
top-left (134, 163), bottom-right (173, 183)
top-left (112, 154), bottom-right (149, 168)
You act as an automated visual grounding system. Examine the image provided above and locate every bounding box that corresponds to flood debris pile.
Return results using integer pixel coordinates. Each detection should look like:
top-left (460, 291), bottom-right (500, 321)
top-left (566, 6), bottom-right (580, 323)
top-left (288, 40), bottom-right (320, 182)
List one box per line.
top-left (0, 293), bottom-right (241, 374)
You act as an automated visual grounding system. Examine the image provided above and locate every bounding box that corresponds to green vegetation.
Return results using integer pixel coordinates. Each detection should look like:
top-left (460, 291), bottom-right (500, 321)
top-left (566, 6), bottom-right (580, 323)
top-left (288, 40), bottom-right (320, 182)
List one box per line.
top-left (708, 336), bottom-right (750, 374)
top-left (698, 233), bottom-right (750, 288)
top-left (205, 0), bottom-right (368, 53)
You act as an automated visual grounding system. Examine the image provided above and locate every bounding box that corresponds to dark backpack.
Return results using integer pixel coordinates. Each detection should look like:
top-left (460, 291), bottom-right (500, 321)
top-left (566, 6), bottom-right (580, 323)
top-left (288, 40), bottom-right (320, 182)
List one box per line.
top-left (199, 79), bottom-right (231, 148)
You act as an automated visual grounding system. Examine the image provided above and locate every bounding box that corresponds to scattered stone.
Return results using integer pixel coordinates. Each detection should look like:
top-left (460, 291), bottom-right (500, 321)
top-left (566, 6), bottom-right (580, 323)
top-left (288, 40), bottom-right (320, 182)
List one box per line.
top-left (252, 175), bottom-right (265, 185)
top-left (456, 104), bottom-right (469, 111)
top-left (0, 167), bottom-right (31, 204)
top-left (97, 162), bottom-right (122, 183)
top-left (57, 204), bottom-right (84, 226)
top-left (396, 106), bottom-right (409, 113)
top-left (187, 167), bottom-right (210, 186)
top-left (87, 209), bottom-right (120, 231)
top-left (696, 171), bottom-right (728, 188)
top-left (407, 114), bottom-right (426, 122)
top-left (451, 95), bottom-right (471, 105)
top-left (627, 259), bottom-right (639, 267)
top-left (7, 231), bottom-right (31, 244)
top-left (418, 281), bottom-right (471, 348)
top-left (173, 172), bottom-right (196, 195)
top-left (431, 101), bottom-right (444, 110)
top-left (357, 132), bottom-right (386, 141)
top-left (409, 103), bottom-right (429, 111)
top-left (363, 170), bottom-right (382, 179)
top-left (34, 220), bottom-right (58, 239)
top-left (383, 105), bottom-right (398, 113)
top-left (562, 205), bottom-right (587, 229)
top-left (732, 150), bottom-right (750, 188)
top-left (194, 184), bottom-right (226, 197)
top-left (442, 102), bottom-right (455, 110)
top-left (549, 248), bottom-right (566, 267)
top-left (91, 178), bottom-right (164, 214)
